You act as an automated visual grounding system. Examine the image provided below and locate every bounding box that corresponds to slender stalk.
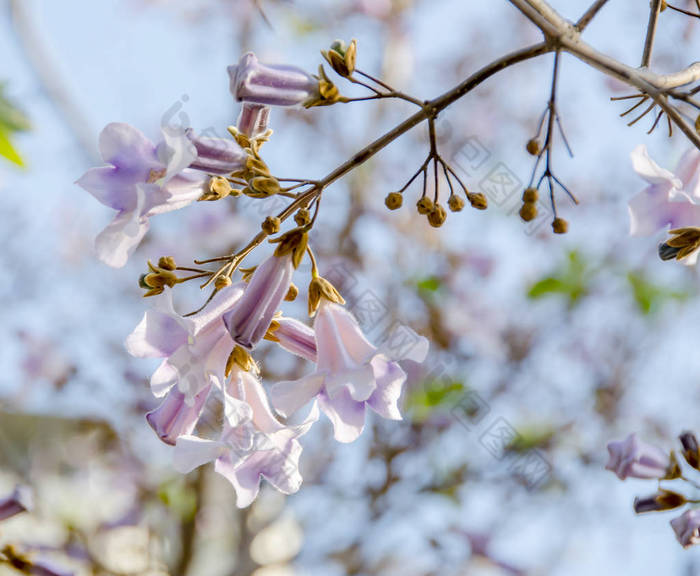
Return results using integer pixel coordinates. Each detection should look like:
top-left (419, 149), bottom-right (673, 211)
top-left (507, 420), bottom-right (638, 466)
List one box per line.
top-left (641, 0), bottom-right (664, 67)
top-left (576, 0), bottom-right (612, 31)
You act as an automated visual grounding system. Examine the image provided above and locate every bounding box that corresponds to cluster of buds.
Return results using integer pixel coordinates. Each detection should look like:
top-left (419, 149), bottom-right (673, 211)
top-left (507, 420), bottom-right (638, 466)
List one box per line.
top-left (518, 187), bottom-right (568, 233)
top-left (606, 432), bottom-right (700, 548)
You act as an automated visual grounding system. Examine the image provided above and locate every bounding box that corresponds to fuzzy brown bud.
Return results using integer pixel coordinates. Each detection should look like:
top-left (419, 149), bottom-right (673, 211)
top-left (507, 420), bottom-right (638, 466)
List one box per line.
top-left (262, 216), bottom-right (281, 235)
top-left (285, 282), bottom-right (299, 302)
top-left (468, 192), bottom-right (488, 210)
top-left (385, 192), bottom-right (403, 210)
top-left (294, 208), bottom-right (311, 226)
top-left (447, 194), bottom-right (465, 212)
top-left (416, 197), bottom-right (434, 215)
top-left (158, 256), bottom-right (177, 271)
top-left (552, 217), bottom-right (568, 234)
top-left (215, 276), bottom-right (232, 290)
top-left (526, 139), bottom-right (540, 156)
top-left (522, 187), bottom-right (539, 203)
top-left (427, 204), bottom-right (447, 227)
top-left (308, 276), bottom-right (345, 316)
top-left (519, 202), bottom-right (537, 222)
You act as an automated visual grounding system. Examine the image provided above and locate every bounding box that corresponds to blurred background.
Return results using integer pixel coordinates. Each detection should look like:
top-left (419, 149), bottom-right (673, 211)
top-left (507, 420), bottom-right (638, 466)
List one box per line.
top-left (2, 0), bottom-right (700, 574)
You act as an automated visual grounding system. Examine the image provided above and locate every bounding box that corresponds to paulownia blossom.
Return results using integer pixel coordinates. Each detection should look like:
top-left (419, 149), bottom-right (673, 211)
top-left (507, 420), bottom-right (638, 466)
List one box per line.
top-left (270, 299), bottom-right (429, 443)
top-left (126, 283), bottom-right (245, 444)
top-left (605, 433), bottom-right (676, 480)
top-left (628, 145), bottom-right (700, 263)
top-left (77, 123), bottom-right (246, 267)
top-left (671, 509), bottom-right (700, 548)
top-left (173, 366), bottom-right (318, 508)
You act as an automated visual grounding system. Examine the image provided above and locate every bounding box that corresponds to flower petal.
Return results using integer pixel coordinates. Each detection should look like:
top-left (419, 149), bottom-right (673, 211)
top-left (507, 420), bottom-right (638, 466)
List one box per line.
top-left (318, 388), bottom-right (366, 443)
top-left (94, 209), bottom-right (149, 268)
top-left (367, 356), bottom-right (406, 420)
top-left (173, 435), bottom-right (226, 473)
top-left (269, 373), bottom-right (324, 418)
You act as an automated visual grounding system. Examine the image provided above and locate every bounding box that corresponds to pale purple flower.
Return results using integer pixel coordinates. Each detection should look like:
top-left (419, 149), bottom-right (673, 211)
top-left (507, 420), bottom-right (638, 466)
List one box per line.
top-left (628, 145), bottom-right (700, 263)
top-left (268, 316), bottom-right (317, 363)
top-left (227, 52), bottom-right (319, 107)
top-left (126, 283), bottom-right (245, 442)
top-left (77, 123), bottom-right (207, 267)
top-left (270, 301), bottom-right (429, 443)
top-left (236, 103), bottom-right (271, 137)
top-left (605, 433), bottom-right (671, 480)
top-left (0, 485), bottom-right (32, 521)
top-left (671, 509), bottom-right (700, 548)
top-left (173, 367), bottom-right (318, 507)
top-left (146, 385), bottom-right (212, 446)
top-left (223, 253), bottom-right (294, 350)
top-left (186, 129), bottom-right (247, 174)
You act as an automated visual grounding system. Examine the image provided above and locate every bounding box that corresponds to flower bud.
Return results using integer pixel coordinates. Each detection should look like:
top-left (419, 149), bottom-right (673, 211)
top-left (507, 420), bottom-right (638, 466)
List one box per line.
top-left (385, 192), bottom-right (403, 210)
top-left (526, 139), bottom-right (540, 156)
top-left (680, 431), bottom-right (700, 469)
top-left (158, 256), bottom-right (177, 271)
top-left (228, 52), bottom-right (320, 107)
top-left (321, 39), bottom-right (357, 77)
top-left (262, 216), bottom-right (281, 235)
top-left (427, 204), bottom-right (447, 227)
top-left (285, 282), bottom-right (299, 302)
top-left (199, 176), bottom-right (232, 201)
top-left (448, 194), bottom-right (465, 212)
top-left (416, 197), bottom-right (434, 215)
top-left (634, 489), bottom-right (685, 514)
top-left (522, 187), bottom-right (538, 203)
top-left (215, 276), bottom-right (232, 290)
top-left (236, 103), bottom-right (271, 138)
top-left (606, 433), bottom-right (677, 480)
top-left (294, 208), bottom-right (311, 226)
top-left (519, 202), bottom-right (537, 222)
top-left (468, 192), bottom-right (488, 210)
top-left (552, 217), bottom-right (568, 234)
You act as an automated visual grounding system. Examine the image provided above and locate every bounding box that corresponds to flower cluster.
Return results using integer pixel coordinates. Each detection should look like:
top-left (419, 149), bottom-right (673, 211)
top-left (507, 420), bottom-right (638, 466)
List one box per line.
top-left (606, 432), bottom-right (700, 548)
top-left (628, 145), bottom-right (700, 264)
top-left (78, 47), bottom-right (429, 507)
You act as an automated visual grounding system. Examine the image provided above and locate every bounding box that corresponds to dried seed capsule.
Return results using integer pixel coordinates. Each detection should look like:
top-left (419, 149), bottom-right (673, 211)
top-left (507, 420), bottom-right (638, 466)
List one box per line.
top-left (447, 194), bottom-right (465, 212)
top-left (262, 216), bottom-right (281, 235)
top-left (552, 217), bottom-right (568, 234)
top-left (385, 192), bottom-right (403, 210)
top-left (416, 197), bottom-right (434, 215)
top-left (526, 139), bottom-right (540, 156)
top-left (427, 204), bottom-right (447, 227)
top-left (522, 187), bottom-right (539, 203)
top-left (519, 202), bottom-right (537, 222)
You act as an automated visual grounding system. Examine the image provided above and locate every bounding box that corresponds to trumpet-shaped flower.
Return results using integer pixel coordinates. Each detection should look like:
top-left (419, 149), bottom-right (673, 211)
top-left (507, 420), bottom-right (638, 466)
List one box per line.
top-left (78, 123), bottom-right (246, 267)
top-left (223, 253), bottom-right (294, 350)
top-left (228, 52), bottom-right (319, 107)
top-left (605, 433), bottom-right (674, 480)
top-left (173, 367), bottom-right (318, 507)
top-left (628, 145), bottom-right (700, 263)
top-left (671, 509), bottom-right (700, 548)
top-left (270, 301), bottom-right (429, 443)
top-left (126, 283), bottom-right (246, 443)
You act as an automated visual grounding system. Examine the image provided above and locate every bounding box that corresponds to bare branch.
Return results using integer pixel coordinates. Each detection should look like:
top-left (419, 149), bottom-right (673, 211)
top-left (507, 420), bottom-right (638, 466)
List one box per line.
top-left (641, 0), bottom-right (664, 67)
top-left (576, 0), bottom-right (612, 31)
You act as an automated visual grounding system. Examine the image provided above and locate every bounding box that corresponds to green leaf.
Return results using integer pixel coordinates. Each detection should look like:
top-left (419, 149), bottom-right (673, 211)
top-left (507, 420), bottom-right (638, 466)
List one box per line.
top-left (0, 127), bottom-right (25, 167)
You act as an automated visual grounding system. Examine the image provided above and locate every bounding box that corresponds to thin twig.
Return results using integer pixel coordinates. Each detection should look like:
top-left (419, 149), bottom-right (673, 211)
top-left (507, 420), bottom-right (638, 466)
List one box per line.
top-left (641, 0), bottom-right (664, 67)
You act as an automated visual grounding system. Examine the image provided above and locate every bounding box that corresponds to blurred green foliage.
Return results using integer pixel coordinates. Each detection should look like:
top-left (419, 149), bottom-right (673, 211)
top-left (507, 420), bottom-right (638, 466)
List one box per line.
top-left (528, 250), bottom-right (589, 306)
top-left (0, 83), bottom-right (30, 167)
top-left (406, 378), bottom-right (465, 422)
top-left (627, 271), bottom-right (689, 315)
